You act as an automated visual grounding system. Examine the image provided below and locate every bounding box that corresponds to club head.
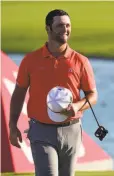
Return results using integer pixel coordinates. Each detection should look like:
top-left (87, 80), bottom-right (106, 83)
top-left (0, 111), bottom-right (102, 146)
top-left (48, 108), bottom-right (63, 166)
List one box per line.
top-left (95, 126), bottom-right (108, 141)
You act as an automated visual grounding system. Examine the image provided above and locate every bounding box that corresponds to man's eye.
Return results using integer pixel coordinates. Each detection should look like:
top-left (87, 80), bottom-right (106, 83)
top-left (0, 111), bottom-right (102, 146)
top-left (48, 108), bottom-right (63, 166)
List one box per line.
top-left (58, 24), bottom-right (63, 27)
top-left (66, 24), bottom-right (70, 27)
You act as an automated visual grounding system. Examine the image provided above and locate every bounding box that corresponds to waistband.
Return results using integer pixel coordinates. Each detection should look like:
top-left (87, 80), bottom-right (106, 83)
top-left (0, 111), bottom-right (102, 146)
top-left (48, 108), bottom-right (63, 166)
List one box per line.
top-left (30, 118), bottom-right (80, 127)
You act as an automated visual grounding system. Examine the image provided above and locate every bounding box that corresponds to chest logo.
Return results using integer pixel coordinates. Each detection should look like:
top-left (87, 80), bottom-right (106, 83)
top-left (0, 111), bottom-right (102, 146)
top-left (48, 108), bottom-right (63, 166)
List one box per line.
top-left (68, 68), bottom-right (74, 73)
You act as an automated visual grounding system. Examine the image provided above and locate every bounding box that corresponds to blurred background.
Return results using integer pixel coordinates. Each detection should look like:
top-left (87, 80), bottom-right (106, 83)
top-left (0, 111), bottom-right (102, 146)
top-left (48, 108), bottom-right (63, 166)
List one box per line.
top-left (1, 1), bottom-right (114, 173)
top-left (1, 1), bottom-right (114, 57)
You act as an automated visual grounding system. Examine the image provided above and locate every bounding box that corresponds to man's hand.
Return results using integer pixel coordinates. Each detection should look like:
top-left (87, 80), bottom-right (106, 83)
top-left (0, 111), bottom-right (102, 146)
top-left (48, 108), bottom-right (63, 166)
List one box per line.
top-left (60, 103), bottom-right (79, 117)
top-left (9, 125), bottom-right (22, 148)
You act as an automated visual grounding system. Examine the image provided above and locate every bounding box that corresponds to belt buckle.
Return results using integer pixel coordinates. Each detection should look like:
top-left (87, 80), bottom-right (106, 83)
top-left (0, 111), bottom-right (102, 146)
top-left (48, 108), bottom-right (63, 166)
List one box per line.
top-left (65, 121), bottom-right (71, 126)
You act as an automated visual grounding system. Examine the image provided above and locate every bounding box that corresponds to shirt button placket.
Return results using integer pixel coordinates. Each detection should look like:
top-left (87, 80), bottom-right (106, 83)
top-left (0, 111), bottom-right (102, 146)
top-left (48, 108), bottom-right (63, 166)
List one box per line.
top-left (54, 59), bottom-right (58, 68)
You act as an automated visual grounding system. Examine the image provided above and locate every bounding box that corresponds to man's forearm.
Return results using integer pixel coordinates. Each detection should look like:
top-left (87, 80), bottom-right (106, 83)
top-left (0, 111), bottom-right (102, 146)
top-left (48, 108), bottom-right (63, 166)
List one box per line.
top-left (9, 85), bottom-right (27, 128)
top-left (74, 90), bottom-right (98, 112)
top-left (9, 94), bottom-right (25, 127)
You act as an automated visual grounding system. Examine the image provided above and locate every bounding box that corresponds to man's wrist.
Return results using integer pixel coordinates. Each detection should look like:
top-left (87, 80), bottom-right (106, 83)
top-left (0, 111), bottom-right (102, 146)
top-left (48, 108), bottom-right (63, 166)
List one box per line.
top-left (72, 102), bottom-right (80, 112)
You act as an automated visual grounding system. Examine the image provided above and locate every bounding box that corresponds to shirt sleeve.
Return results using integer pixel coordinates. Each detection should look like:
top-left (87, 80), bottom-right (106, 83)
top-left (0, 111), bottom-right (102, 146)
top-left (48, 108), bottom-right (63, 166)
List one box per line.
top-left (16, 56), bottom-right (30, 88)
top-left (80, 58), bottom-right (96, 91)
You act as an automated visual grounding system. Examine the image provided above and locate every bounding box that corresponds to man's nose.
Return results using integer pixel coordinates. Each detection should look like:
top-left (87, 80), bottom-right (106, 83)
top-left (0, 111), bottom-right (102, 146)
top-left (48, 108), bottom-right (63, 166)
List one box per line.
top-left (63, 25), bottom-right (67, 32)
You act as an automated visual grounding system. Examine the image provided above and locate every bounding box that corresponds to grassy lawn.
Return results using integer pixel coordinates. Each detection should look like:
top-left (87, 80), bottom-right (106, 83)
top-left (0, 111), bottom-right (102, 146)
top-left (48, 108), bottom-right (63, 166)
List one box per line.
top-left (1, 172), bottom-right (114, 176)
top-left (1, 1), bottom-right (114, 58)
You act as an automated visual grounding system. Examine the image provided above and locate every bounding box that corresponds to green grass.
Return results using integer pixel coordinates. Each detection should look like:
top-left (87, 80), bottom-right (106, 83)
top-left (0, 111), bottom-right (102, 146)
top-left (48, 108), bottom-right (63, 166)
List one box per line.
top-left (1, 1), bottom-right (114, 58)
top-left (1, 172), bottom-right (114, 176)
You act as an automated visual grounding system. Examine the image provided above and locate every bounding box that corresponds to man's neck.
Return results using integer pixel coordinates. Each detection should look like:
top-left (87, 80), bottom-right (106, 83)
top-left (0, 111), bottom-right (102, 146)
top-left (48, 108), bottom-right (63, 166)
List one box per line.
top-left (47, 41), bottom-right (67, 57)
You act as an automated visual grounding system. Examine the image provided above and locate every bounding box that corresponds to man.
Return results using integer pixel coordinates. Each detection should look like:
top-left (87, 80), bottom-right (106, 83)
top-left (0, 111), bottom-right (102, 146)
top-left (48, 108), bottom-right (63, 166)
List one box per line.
top-left (9, 9), bottom-right (98, 176)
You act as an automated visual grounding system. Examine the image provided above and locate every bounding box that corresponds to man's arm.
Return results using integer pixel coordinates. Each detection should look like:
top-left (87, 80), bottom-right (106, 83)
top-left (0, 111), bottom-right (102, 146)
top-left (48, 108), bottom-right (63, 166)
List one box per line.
top-left (61, 88), bottom-right (98, 117)
top-left (9, 84), bottom-right (28, 148)
top-left (73, 88), bottom-right (98, 112)
top-left (9, 84), bottom-right (27, 127)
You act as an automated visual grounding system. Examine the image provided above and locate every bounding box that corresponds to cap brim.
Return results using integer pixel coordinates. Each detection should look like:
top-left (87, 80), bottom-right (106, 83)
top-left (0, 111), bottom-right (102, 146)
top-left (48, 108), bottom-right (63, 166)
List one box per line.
top-left (47, 108), bottom-right (68, 122)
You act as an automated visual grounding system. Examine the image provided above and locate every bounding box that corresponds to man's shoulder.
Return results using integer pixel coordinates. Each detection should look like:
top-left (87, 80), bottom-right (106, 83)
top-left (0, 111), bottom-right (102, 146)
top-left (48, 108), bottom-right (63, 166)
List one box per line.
top-left (24, 46), bottom-right (44, 60)
top-left (72, 49), bottom-right (88, 63)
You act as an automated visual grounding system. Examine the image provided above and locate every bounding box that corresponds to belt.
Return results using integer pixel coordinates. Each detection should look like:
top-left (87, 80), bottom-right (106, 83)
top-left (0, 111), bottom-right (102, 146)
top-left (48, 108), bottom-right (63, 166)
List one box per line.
top-left (53, 118), bottom-right (80, 127)
top-left (31, 118), bottom-right (79, 127)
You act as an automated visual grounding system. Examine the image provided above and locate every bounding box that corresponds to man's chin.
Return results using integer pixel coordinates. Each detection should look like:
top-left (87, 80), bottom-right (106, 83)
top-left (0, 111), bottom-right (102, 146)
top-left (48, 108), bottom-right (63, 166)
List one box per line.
top-left (57, 38), bottom-right (68, 44)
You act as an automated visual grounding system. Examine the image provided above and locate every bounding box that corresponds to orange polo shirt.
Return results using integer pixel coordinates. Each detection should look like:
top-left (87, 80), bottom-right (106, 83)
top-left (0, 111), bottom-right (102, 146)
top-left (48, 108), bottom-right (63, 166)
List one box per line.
top-left (16, 44), bottom-right (96, 124)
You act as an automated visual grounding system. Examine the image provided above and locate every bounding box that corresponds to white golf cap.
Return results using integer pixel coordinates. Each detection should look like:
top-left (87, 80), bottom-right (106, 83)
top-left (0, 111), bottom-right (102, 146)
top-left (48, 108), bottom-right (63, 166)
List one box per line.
top-left (47, 108), bottom-right (68, 122)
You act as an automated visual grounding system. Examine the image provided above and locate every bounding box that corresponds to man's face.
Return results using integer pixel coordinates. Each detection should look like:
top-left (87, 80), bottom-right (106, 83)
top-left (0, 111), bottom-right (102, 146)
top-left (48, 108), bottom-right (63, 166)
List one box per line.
top-left (48, 15), bottom-right (71, 44)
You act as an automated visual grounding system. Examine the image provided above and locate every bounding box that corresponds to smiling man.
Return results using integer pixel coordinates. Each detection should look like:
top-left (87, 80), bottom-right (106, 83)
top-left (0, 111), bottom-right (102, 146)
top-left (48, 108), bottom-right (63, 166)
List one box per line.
top-left (9, 9), bottom-right (98, 176)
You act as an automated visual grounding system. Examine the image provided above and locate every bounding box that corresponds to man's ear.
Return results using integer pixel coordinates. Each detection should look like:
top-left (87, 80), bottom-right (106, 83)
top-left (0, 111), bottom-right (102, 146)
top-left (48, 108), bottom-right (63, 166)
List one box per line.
top-left (46, 25), bottom-right (51, 33)
top-left (46, 25), bottom-right (52, 33)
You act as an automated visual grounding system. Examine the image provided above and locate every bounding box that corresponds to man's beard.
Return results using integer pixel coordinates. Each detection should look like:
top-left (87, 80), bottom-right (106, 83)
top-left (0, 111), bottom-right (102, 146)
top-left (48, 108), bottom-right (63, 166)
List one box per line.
top-left (55, 35), bottom-right (68, 44)
top-left (51, 30), bottom-right (70, 44)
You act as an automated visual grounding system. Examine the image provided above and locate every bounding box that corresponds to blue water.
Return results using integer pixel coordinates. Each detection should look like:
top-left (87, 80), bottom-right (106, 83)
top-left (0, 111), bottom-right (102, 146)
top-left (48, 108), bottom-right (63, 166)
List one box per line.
top-left (8, 53), bottom-right (114, 161)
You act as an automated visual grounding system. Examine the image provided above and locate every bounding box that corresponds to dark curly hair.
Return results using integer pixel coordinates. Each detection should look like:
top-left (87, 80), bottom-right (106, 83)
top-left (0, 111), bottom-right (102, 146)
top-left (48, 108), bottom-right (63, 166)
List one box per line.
top-left (45, 9), bottom-right (70, 28)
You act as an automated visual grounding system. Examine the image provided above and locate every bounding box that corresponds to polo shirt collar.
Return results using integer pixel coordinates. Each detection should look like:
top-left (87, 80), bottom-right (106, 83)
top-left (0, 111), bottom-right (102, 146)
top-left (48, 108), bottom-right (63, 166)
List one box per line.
top-left (42, 42), bottom-right (72, 59)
